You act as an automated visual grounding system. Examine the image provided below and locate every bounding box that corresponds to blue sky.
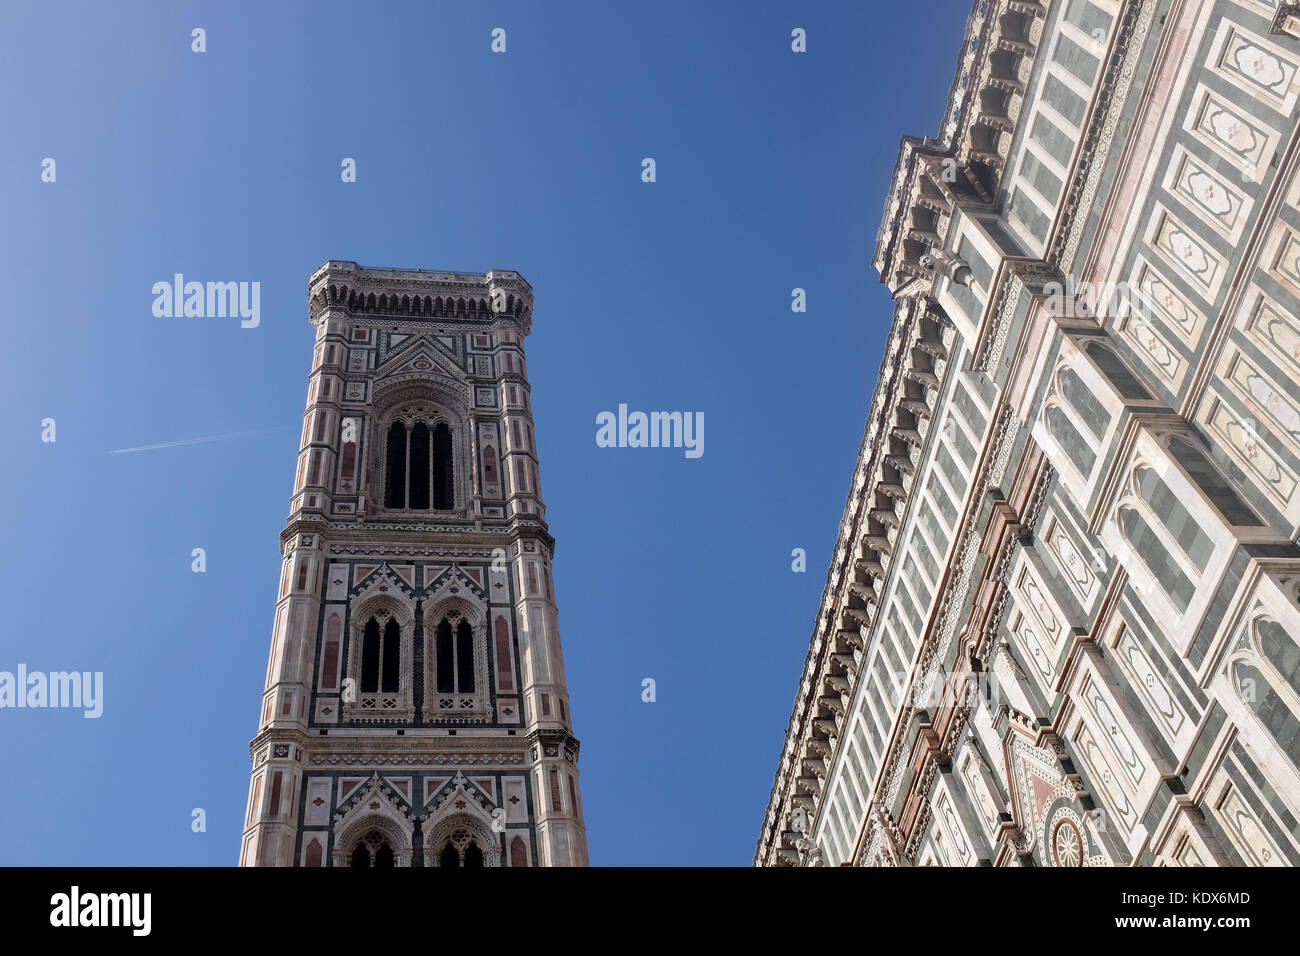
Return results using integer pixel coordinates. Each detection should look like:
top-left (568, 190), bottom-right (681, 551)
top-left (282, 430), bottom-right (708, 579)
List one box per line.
top-left (0, 0), bottom-right (967, 865)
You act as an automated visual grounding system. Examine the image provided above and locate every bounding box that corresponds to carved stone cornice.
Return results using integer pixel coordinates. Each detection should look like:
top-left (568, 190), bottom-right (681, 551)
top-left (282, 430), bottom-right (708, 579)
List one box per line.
top-left (308, 261), bottom-right (534, 333)
top-left (757, 295), bottom-right (958, 866)
top-left (1048, 0), bottom-right (1157, 272)
top-left (873, 0), bottom-right (1052, 293)
top-left (1275, 4), bottom-right (1300, 39)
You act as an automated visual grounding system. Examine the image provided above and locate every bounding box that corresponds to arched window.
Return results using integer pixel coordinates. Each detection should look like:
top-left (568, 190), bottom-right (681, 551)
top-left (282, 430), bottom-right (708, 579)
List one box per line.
top-left (409, 422), bottom-right (430, 509)
top-left (1235, 660), bottom-right (1300, 765)
top-left (382, 618), bottom-right (399, 693)
top-left (1135, 465), bottom-right (1213, 572)
top-left (360, 617), bottom-right (400, 694)
top-left (384, 416), bottom-right (456, 510)
top-left (1119, 506), bottom-right (1196, 614)
top-left (436, 620), bottom-right (454, 694)
top-left (457, 619), bottom-right (475, 693)
top-left (350, 830), bottom-right (396, 868)
top-left (385, 421), bottom-right (407, 507)
top-left (361, 619), bottom-right (380, 693)
top-left (1044, 361), bottom-right (1110, 481)
top-left (1060, 368), bottom-right (1107, 440)
top-left (1259, 618), bottom-right (1300, 696)
top-left (433, 422), bottom-right (454, 509)
top-left (1047, 405), bottom-right (1097, 475)
top-left (436, 828), bottom-right (486, 867)
top-left (435, 617), bottom-right (475, 695)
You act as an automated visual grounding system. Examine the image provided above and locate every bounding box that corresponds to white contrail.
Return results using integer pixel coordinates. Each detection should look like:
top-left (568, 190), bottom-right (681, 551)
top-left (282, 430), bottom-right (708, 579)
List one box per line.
top-left (109, 426), bottom-right (295, 455)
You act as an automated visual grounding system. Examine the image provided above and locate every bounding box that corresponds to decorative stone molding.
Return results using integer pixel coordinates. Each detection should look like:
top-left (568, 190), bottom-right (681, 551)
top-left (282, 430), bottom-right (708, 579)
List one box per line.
top-left (757, 294), bottom-right (959, 865)
top-left (308, 262), bottom-right (533, 333)
top-left (873, 0), bottom-right (1053, 293)
top-left (1049, 0), bottom-right (1157, 272)
top-left (1275, 4), bottom-right (1300, 40)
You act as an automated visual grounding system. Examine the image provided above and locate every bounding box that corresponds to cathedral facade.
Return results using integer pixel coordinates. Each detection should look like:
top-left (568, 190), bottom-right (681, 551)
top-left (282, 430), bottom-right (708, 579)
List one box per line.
top-left (239, 262), bottom-right (587, 867)
top-left (758, 0), bottom-right (1300, 866)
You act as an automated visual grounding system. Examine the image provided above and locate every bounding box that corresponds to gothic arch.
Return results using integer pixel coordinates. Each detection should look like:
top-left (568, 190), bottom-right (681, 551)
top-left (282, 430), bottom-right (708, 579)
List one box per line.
top-left (1226, 610), bottom-right (1300, 771)
top-left (424, 812), bottom-right (500, 868)
top-left (422, 594), bottom-right (491, 722)
top-left (344, 590), bottom-right (416, 723)
top-left (333, 812), bottom-right (412, 868)
top-left (368, 380), bottom-right (471, 516)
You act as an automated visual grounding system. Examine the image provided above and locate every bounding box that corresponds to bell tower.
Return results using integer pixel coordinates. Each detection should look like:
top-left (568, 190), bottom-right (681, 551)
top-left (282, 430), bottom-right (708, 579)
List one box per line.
top-left (238, 261), bottom-right (588, 867)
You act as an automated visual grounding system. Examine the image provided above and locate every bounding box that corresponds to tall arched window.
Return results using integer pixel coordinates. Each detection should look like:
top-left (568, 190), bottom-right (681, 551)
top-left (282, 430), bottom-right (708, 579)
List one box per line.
top-left (436, 620), bottom-right (454, 694)
top-left (1235, 660), bottom-right (1300, 765)
top-left (433, 422), bottom-right (454, 509)
top-left (435, 617), bottom-right (475, 695)
top-left (1232, 617), bottom-right (1300, 763)
top-left (1044, 361), bottom-right (1110, 481)
top-left (1259, 618), bottom-right (1300, 696)
top-left (1119, 506), bottom-right (1196, 613)
top-left (409, 422), bottom-right (430, 509)
top-left (457, 619), bottom-right (475, 693)
top-left (1135, 465), bottom-right (1213, 572)
top-left (385, 416), bottom-right (456, 510)
top-left (385, 421), bottom-right (407, 507)
top-left (360, 617), bottom-right (400, 694)
top-left (1047, 405), bottom-right (1097, 475)
top-left (361, 619), bottom-right (380, 692)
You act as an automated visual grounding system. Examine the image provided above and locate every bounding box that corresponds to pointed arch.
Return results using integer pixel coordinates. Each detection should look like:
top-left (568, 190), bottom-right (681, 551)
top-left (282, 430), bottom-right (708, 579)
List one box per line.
top-left (333, 810), bottom-right (412, 867)
top-left (424, 811), bottom-right (500, 867)
top-left (510, 835), bottom-right (528, 867)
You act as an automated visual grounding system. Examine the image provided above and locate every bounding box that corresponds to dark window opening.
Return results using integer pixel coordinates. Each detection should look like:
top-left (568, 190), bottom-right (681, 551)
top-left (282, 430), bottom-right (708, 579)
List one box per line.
top-left (381, 618), bottom-right (400, 693)
top-left (436, 620), bottom-right (455, 694)
top-left (433, 422), bottom-right (454, 509)
top-left (456, 619), bottom-right (475, 693)
top-left (360, 618), bottom-right (381, 693)
top-left (409, 422), bottom-right (430, 509)
top-left (385, 421), bottom-right (407, 507)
